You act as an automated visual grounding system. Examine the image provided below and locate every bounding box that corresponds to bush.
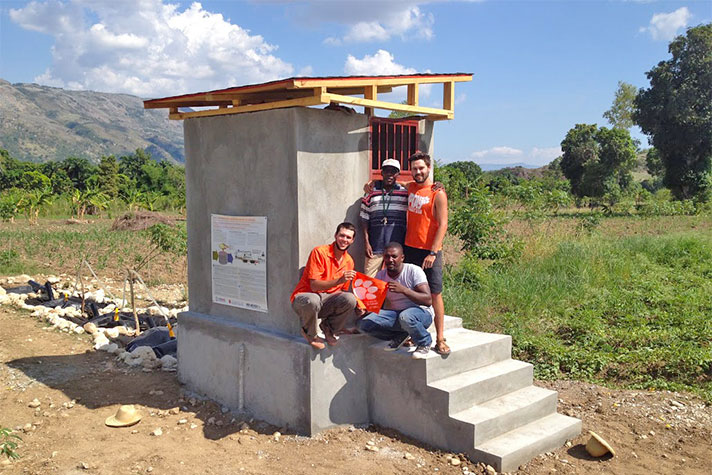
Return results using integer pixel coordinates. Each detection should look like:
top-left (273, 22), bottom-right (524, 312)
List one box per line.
top-left (449, 183), bottom-right (521, 260)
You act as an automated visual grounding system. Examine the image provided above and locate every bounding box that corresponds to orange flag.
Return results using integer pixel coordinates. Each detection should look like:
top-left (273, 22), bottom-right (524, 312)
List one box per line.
top-left (352, 272), bottom-right (388, 313)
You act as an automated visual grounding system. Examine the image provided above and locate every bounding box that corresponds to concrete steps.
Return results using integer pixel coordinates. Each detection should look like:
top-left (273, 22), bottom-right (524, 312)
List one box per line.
top-left (472, 413), bottom-right (582, 472)
top-left (429, 359), bottom-right (533, 411)
top-left (367, 315), bottom-right (580, 472)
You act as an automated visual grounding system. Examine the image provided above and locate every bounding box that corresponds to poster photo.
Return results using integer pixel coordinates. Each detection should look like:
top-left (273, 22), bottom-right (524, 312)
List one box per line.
top-left (210, 214), bottom-right (267, 312)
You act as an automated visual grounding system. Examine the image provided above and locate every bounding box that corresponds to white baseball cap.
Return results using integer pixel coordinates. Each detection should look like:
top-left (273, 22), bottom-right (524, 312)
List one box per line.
top-left (381, 159), bottom-right (401, 171)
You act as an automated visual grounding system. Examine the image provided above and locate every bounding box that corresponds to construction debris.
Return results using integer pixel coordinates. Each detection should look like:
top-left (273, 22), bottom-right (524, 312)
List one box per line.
top-left (0, 274), bottom-right (186, 373)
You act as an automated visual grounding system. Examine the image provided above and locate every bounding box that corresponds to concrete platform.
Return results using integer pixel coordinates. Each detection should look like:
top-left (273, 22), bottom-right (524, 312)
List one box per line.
top-left (178, 310), bottom-right (580, 471)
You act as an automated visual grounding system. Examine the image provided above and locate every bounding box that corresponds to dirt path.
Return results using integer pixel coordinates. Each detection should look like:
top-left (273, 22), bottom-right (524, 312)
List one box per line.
top-left (1, 307), bottom-right (710, 474)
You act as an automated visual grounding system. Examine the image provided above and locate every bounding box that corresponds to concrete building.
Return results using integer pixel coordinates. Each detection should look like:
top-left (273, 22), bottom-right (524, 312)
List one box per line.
top-left (144, 74), bottom-right (580, 472)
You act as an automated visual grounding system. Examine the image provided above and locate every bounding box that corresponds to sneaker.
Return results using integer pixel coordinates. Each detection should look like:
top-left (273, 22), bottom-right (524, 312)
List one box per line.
top-left (411, 345), bottom-right (430, 359)
top-left (384, 334), bottom-right (410, 352)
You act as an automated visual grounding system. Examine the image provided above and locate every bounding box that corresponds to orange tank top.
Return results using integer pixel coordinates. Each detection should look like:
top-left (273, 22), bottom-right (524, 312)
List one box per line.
top-left (405, 183), bottom-right (442, 250)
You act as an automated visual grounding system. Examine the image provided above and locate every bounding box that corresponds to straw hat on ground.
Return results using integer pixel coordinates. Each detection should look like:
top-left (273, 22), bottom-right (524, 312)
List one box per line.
top-left (105, 405), bottom-right (142, 427)
top-left (586, 431), bottom-right (615, 457)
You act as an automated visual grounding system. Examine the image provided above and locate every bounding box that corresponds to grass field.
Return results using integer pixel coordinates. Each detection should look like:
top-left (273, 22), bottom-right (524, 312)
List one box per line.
top-left (0, 216), bottom-right (187, 285)
top-left (2, 210), bottom-right (711, 401)
top-left (444, 213), bottom-right (712, 402)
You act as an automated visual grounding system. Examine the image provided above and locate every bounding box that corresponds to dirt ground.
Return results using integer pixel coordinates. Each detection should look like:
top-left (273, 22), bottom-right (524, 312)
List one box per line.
top-left (1, 306), bottom-right (711, 475)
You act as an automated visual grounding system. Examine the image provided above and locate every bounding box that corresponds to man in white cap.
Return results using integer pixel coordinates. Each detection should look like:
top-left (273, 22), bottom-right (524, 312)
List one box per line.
top-left (359, 158), bottom-right (409, 277)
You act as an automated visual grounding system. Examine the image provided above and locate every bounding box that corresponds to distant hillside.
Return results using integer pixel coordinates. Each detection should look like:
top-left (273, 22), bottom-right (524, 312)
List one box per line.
top-left (477, 162), bottom-right (541, 171)
top-left (0, 79), bottom-right (184, 164)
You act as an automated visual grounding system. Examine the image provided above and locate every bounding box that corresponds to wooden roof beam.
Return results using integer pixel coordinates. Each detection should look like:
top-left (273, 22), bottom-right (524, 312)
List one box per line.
top-left (168, 95), bottom-right (327, 120)
top-left (322, 92), bottom-right (452, 119)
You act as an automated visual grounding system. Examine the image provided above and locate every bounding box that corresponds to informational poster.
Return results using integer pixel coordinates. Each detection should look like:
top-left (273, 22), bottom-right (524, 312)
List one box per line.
top-left (211, 214), bottom-right (267, 312)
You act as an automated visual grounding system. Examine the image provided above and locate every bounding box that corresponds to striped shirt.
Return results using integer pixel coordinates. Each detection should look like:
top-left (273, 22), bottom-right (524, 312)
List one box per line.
top-left (360, 182), bottom-right (408, 254)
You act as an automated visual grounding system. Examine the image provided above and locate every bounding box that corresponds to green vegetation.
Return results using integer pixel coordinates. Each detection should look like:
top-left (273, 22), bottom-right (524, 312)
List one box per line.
top-left (444, 221), bottom-right (712, 402)
top-left (0, 148), bottom-right (185, 223)
top-left (0, 427), bottom-right (21, 460)
top-left (603, 80), bottom-right (637, 130)
top-left (634, 23), bottom-right (712, 201)
top-left (560, 124), bottom-right (637, 203)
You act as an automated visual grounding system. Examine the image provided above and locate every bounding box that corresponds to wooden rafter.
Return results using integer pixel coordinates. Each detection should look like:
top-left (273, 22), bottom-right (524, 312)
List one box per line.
top-left (145, 73), bottom-right (472, 120)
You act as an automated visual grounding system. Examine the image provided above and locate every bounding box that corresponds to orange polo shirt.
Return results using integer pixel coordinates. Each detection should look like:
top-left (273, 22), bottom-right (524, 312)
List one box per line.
top-left (290, 243), bottom-right (355, 301)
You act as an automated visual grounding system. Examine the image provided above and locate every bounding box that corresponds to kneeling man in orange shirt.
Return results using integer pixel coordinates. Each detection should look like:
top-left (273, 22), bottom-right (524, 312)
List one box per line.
top-left (290, 222), bottom-right (364, 350)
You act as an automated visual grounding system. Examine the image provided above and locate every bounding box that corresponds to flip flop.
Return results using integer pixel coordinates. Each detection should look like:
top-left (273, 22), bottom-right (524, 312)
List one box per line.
top-left (434, 339), bottom-right (451, 356)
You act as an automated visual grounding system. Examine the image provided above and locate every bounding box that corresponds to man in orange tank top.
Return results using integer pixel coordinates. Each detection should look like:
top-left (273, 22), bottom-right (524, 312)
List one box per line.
top-left (404, 152), bottom-right (450, 356)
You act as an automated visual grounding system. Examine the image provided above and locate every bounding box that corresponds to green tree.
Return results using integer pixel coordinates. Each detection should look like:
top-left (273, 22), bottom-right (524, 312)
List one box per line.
top-left (560, 124), bottom-right (637, 200)
top-left (20, 170), bottom-right (51, 192)
top-left (59, 156), bottom-right (97, 191)
top-left (119, 149), bottom-right (152, 185)
top-left (634, 23), bottom-right (712, 200)
top-left (603, 81), bottom-right (637, 130)
top-left (39, 162), bottom-right (74, 195)
top-left (95, 155), bottom-right (122, 198)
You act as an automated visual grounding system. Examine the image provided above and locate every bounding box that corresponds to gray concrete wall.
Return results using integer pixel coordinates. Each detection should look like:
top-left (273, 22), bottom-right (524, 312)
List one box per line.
top-left (295, 108), bottom-right (370, 268)
top-left (178, 311), bottom-right (312, 433)
top-left (184, 109), bottom-right (300, 335)
top-left (184, 108), bottom-right (381, 335)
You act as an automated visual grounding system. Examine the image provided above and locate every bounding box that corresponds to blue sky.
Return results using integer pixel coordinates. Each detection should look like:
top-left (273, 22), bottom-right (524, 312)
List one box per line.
top-left (1, 0), bottom-right (710, 166)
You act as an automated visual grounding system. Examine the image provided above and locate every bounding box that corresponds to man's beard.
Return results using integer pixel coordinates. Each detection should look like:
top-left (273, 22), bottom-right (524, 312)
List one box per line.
top-left (413, 173), bottom-right (427, 183)
top-left (335, 242), bottom-right (351, 251)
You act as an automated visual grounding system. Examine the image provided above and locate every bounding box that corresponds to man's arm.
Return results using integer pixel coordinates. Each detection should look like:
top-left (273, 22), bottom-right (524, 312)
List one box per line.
top-left (360, 218), bottom-right (373, 258)
top-left (309, 270), bottom-right (356, 292)
top-left (422, 191), bottom-right (448, 269)
top-left (387, 281), bottom-right (432, 307)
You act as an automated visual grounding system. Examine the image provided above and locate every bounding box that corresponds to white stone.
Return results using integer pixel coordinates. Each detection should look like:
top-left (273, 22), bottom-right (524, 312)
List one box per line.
top-left (151, 428), bottom-right (163, 436)
top-left (0, 286), bottom-right (6, 296)
top-left (104, 327), bottom-right (120, 339)
top-left (83, 322), bottom-right (98, 334)
top-left (28, 398), bottom-right (41, 408)
top-left (93, 289), bottom-right (105, 304)
top-left (93, 334), bottom-right (111, 350)
top-left (160, 355), bottom-right (178, 371)
top-left (47, 276), bottom-right (61, 284)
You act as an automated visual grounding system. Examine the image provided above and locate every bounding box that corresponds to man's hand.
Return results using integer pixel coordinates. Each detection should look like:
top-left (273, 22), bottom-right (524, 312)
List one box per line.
top-left (337, 270), bottom-right (357, 284)
top-left (432, 181), bottom-right (445, 192)
top-left (365, 241), bottom-right (374, 258)
top-left (363, 180), bottom-right (375, 194)
top-left (355, 307), bottom-right (367, 318)
top-left (387, 281), bottom-right (408, 294)
top-left (422, 254), bottom-right (436, 269)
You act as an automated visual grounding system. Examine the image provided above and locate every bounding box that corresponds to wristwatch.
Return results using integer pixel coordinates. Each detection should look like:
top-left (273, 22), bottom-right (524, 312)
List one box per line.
top-left (428, 251), bottom-right (437, 256)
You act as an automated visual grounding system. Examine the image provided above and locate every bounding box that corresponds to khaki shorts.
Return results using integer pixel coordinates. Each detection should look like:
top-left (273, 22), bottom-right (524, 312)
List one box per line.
top-left (364, 254), bottom-right (384, 277)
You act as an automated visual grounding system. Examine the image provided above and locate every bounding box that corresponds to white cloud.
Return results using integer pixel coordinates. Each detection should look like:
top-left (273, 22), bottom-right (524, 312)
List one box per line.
top-left (344, 49), bottom-right (418, 76)
top-left (343, 49), bottom-right (432, 102)
top-left (9, 0), bottom-right (294, 97)
top-left (470, 146), bottom-right (561, 166)
top-left (640, 7), bottom-right (691, 41)
top-left (321, 3), bottom-right (434, 44)
top-left (471, 146), bottom-right (523, 160)
top-left (530, 146), bottom-right (562, 163)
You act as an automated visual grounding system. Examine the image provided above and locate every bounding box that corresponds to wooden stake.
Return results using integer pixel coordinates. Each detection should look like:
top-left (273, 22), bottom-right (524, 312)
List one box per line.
top-left (128, 270), bottom-right (141, 336)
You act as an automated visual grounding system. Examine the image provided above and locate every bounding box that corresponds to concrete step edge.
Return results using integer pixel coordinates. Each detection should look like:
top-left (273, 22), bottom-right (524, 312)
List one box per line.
top-left (428, 359), bottom-right (532, 392)
top-left (452, 386), bottom-right (558, 445)
top-left (471, 413), bottom-right (582, 473)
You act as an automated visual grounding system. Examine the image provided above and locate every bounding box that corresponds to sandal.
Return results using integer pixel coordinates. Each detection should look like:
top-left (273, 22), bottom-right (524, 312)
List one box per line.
top-left (300, 327), bottom-right (325, 350)
top-left (319, 322), bottom-right (339, 346)
top-left (434, 339), bottom-right (451, 355)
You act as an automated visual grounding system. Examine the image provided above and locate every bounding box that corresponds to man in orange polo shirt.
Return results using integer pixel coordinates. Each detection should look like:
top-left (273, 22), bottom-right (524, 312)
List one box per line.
top-left (404, 152), bottom-right (450, 356)
top-left (291, 222), bottom-right (362, 350)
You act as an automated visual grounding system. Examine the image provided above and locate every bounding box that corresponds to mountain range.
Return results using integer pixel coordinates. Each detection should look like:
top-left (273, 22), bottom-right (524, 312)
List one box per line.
top-left (0, 79), bottom-right (184, 164)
